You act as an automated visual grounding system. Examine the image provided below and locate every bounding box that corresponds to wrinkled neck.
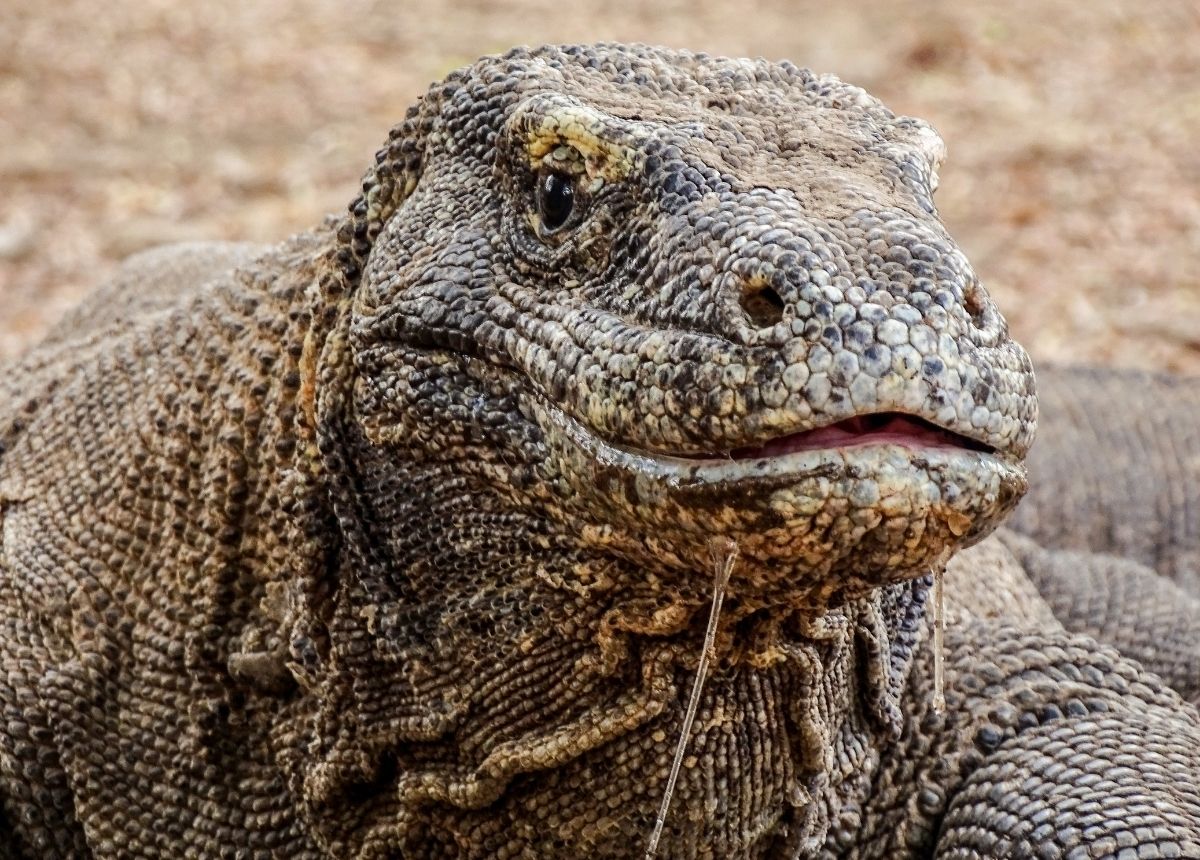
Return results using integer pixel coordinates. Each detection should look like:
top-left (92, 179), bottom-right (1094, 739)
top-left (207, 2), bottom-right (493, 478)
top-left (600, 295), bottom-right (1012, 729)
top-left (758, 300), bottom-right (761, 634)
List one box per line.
top-left (299, 450), bottom-right (932, 853)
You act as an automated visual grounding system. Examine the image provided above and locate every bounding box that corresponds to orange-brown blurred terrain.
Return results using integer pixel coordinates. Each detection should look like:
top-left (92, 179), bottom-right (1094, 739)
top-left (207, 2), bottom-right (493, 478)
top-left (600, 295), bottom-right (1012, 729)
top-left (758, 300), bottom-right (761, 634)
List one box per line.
top-left (1, 0), bottom-right (1197, 370)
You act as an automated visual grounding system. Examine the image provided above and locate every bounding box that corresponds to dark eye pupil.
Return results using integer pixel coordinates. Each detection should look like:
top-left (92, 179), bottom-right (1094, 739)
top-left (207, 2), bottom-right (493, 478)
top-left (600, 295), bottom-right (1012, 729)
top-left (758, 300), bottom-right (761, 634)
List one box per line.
top-left (538, 172), bottom-right (575, 231)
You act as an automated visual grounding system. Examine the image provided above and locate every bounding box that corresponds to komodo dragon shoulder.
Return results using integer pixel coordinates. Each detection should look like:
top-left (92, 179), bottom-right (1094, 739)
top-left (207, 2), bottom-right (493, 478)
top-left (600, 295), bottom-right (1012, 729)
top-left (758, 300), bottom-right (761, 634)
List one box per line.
top-left (1, 43), bottom-right (1197, 859)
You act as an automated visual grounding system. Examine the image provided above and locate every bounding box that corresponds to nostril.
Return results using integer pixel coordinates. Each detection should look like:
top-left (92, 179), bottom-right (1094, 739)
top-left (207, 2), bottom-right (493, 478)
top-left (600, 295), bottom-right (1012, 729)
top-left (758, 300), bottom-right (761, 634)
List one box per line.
top-left (741, 285), bottom-right (786, 328)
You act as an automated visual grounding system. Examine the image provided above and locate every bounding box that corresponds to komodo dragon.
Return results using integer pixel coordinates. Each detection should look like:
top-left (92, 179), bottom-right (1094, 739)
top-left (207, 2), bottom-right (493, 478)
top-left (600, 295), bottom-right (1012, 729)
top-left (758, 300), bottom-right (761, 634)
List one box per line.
top-left (1, 43), bottom-right (1198, 859)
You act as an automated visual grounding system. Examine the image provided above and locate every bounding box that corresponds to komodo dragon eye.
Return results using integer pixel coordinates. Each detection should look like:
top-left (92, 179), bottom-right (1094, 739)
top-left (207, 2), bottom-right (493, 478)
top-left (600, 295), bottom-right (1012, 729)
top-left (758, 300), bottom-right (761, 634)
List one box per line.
top-left (537, 171), bottom-right (575, 231)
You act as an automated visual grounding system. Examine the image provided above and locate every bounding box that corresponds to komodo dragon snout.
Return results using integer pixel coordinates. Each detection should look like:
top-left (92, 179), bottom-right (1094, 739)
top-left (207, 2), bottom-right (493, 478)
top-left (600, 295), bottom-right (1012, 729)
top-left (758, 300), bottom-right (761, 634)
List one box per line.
top-left (341, 48), bottom-right (1035, 605)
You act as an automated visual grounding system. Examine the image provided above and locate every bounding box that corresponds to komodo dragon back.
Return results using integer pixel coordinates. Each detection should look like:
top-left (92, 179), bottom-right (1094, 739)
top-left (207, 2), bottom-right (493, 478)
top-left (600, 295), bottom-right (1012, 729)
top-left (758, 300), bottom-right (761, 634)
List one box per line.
top-left (0, 43), bottom-right (1197, 859)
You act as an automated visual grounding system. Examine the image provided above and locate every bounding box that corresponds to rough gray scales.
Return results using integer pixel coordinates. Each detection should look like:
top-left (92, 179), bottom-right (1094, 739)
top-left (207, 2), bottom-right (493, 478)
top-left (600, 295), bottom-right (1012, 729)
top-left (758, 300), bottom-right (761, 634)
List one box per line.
top-left (1004, 365), bottom-right (1200, 707)
top-left (1013, 365), bottom-right (1200, 594)
top-left (0, 43), bottom-right (1197, 858)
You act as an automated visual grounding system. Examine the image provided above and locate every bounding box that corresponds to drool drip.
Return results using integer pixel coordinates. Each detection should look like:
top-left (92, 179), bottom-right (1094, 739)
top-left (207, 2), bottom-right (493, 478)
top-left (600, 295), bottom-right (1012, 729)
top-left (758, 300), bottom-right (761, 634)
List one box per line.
top-left (932, 566), bottom-right (946, 715)
top-left (644, 537), bottom-right (738, 859)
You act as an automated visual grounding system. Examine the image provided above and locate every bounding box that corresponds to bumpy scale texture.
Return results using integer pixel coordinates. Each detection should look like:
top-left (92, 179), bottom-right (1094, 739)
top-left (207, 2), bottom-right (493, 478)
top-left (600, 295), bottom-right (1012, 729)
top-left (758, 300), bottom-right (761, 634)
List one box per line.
top-left (1013, 366), bottom-right (1200, 593)
top-left (0, 44), bottom-right (1197, 859)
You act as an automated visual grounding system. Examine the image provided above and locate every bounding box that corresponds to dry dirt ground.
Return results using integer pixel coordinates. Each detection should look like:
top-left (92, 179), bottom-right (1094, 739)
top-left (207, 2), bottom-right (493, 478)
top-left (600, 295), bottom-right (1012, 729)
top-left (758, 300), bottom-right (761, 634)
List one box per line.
top-left (1, 0), bottom-right (1198, 373)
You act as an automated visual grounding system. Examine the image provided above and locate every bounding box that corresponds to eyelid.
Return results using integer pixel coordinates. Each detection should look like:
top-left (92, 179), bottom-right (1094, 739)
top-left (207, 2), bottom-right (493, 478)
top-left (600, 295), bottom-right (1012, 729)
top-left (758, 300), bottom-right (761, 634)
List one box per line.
top-left (543, 144), bottom-right (585, 170)
top-left (506, 93), bottom-right (642, 182)
top-left (537, 161), bottom-right (605, 198)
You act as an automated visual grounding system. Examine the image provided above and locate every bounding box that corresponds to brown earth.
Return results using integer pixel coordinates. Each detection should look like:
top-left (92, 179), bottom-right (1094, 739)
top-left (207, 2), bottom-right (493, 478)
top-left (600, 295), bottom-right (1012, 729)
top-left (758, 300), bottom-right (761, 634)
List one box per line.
top-left (1, 0), bottom-right (1198, 372)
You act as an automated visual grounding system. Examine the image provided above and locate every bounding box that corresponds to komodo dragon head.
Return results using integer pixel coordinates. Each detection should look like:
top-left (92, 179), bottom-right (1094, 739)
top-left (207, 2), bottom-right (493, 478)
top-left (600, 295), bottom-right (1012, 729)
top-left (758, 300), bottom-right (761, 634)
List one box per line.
top-left (296, 43), bottom-right (1037, 855)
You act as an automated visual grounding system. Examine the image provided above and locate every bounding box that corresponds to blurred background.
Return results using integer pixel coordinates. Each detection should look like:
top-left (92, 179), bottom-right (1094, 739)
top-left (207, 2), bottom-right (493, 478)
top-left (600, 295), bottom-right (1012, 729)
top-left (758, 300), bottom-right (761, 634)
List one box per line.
top-left (1, 0), bottom-right (1197, 370)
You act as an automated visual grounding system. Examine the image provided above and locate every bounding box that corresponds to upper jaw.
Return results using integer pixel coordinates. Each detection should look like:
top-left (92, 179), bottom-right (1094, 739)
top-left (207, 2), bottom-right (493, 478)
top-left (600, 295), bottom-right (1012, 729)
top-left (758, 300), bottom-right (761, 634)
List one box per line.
top-left (504, 312), bottom-right (1037, 463)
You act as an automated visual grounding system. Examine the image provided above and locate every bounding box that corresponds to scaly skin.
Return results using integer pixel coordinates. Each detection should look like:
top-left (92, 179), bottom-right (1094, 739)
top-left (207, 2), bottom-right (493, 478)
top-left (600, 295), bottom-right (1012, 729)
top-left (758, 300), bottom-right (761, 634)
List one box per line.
top-left (1014, 365), bottom-right (1200, 594)
top-left (0, 44), bottom-right (1196, 858)
top-left (1004, 365), bottom-right (1200, 709)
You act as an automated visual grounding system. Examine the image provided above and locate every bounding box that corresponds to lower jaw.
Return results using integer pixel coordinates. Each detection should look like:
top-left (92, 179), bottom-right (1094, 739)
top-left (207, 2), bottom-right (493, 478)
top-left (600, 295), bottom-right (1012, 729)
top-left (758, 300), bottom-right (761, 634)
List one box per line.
top-left (634, 453), bottom-right (1013, 603)
top-left (532, 399), bottom-right (1026, 607)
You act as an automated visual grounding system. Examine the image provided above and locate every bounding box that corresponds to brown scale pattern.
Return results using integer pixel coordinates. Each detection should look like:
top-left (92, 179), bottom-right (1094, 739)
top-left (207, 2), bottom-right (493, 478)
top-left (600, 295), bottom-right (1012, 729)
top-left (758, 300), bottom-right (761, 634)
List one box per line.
top-left (0, 43), bottom-right (1198, 858)
top-left (1, 232), bottom-right (329, 856)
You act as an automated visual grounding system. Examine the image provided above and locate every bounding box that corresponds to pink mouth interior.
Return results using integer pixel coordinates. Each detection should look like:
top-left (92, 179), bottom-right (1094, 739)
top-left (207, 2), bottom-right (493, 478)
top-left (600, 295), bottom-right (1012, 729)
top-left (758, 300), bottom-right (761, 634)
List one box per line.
top-left (727, 413), bottom-right (989, 460)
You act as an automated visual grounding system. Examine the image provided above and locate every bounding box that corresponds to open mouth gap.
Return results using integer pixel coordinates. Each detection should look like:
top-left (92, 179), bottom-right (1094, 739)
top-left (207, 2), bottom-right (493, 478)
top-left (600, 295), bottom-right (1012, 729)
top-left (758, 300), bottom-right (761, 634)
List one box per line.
top-left (718, 412), bottom-right (994, 460)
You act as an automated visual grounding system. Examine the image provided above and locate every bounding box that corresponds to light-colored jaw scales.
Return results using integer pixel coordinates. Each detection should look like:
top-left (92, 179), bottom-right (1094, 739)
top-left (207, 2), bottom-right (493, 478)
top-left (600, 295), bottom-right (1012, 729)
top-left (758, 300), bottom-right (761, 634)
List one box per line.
top-left (534, 390), bottom-right (1024, 609)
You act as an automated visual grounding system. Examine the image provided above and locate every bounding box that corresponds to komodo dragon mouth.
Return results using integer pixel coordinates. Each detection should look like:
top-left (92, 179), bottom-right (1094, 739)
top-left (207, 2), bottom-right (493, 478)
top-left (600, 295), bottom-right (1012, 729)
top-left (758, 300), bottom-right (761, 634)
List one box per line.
top-left (540, 390), bottom-right (1010, 485)
top-left (719, 412), bottom-right (994, 459)
top-left (532, 384), bottom-right (1020, 601)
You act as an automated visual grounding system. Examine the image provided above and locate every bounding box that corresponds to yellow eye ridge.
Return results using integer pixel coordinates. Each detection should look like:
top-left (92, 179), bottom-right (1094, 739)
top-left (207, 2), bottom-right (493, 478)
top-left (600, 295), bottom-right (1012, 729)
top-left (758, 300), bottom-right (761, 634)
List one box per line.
top-left (511, 95), bottom-right (641, 184)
